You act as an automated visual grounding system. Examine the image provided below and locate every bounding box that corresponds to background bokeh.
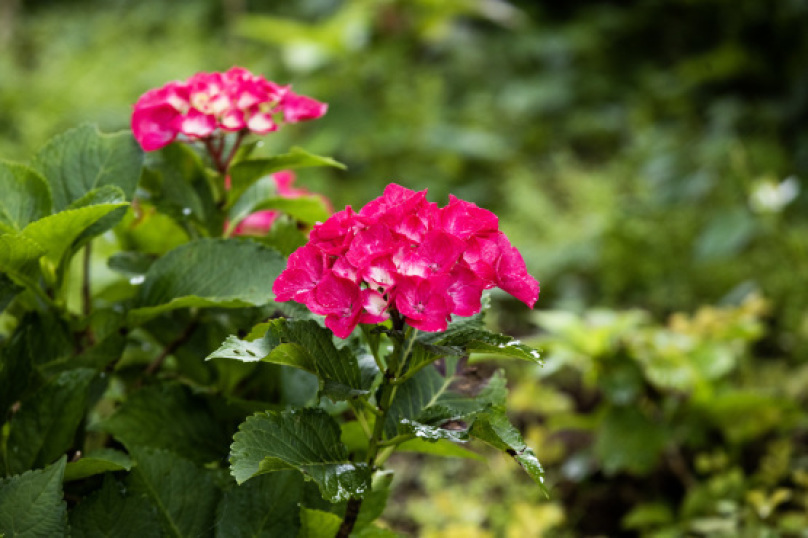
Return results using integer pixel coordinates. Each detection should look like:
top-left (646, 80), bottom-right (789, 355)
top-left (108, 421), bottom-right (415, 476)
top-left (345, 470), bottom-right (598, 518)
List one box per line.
top-left (3, 0), bottom-right (808, 535)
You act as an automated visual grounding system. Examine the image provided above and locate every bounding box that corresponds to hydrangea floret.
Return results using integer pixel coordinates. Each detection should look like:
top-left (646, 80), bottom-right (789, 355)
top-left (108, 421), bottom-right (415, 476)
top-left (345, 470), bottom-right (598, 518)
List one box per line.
top-left (131, 67), bottom-right (327, 152)
top-left (273, 183), bottom-right (539, 337)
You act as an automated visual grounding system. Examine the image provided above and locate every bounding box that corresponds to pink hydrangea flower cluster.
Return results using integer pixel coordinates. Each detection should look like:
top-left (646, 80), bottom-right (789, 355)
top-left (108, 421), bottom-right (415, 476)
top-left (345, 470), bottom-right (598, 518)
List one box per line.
top-left (273, 184), bottom-right (539, 338)
top-left (230, 171), bottom-right (333, 236)
top-left (131, 67), bottom-right (327, 151)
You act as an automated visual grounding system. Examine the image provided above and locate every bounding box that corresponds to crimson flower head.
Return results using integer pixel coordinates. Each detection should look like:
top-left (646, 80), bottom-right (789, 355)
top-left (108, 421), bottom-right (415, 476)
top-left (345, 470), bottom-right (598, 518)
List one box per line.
top-left (273, 184), bottom-right (539, 338)
top-left (131, 67), bottom-right (327, 151)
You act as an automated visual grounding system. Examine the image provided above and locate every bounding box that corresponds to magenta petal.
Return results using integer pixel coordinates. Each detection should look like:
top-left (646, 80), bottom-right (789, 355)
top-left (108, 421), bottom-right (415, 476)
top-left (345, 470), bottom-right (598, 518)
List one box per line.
top-left (281, 92), bottom-right (328, 122)
top-left (312, 273), bottom-right (363, 338)
top-left (399, 230), bottom-right (464, 278)
top-left (394, 277), bottom-right (450, 332)
top-left (232, 210), bottom-right (279, 236)
top-left (445, 266), bottom-right (486, 317)
top-left (247, 111), bottom-right (278, 134)
top-left (272, 245), bottom-right (325, 302)
top-left (440, 195), bottom-right (499, 240)
top-left (324, 313), bottom-right (360, 339)
top-left (220, 109), bottom-right (246, 131)
top-left (360, 289), bottom-right (390, 323)
top-left (345, 223), bottom-right (397, 268)
top-left (310, 272), bottom-right (361, 316)
top-left (177, 108), bottom-right (217, 138)
top-left (131, 103), bottom-right (180, 151)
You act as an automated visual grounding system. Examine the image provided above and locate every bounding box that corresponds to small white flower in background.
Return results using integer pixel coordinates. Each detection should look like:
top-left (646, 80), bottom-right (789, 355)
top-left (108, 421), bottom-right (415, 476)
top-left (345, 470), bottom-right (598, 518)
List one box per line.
top-left (750, 176), bottom-right (800, 213)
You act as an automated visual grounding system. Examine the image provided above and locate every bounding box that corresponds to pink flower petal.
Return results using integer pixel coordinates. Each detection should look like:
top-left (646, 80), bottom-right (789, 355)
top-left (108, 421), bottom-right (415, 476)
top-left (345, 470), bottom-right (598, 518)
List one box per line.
top-left (345, 223), bottom-right (398, 268)
top-left (440, 195), bottom-right (498, 240)
top-left (398, 230), bottom-right (464, 278)
top-left (272, 245), bottom-right (326, 303)
top-left (281, 92), bottom-right (328, 122)
top-left (247, 111), bottom-right (278, 134)
top-left (395, 276), bottom-right (450, 332)
top-left (131, 102), bottom-right (180, 151)
top-left (220, 109), bottom-right (246, 131)
top-left (176, 108), bottom-right (217, 138)
top-left (232, 210), bottom-right (279, 236)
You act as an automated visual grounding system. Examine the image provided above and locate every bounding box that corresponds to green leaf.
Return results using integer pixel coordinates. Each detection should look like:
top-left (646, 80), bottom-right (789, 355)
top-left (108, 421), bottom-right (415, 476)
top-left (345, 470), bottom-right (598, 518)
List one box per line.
top-left (23, 202), bottom-right (127, 264)
top-left (397, 438), bottom-right (483, 460)
top-left (227, 147), bottom-right (345, 208)
top-left (69, 475), bottom-right (161, 538)
top-left (127, 448), bottom-right (220, 538)
top-left (63, 449), bottom-right (133, 482)
top-left (297, 508), bottom-right (342, 538)
top-left (230, 408), bottom-right (372, 502)
top-left (355, 470), bottom-right (393, 529)
top-left (129, 239), bottom-right (284, 324)
top-left (0, 161), bottom-right (51, 233)
top-left (100, 383), bottom-right (231, 464)
top-left (469, 411), bottom-right (548, 496)
top-left (0, 457), bottom-right (67, 538)
top-left (0, 327), bottom-right (33, 417)
top-left (4, 368), bottom-right (96, 476)
top-left (594, 405), bottom-right (667, 476)
top-left (140, 143), bottom-right (218, 232)
top-left (208, 319), bottom-right (367, 401)
top-left (0, 202), bottom-right (127, 289)
top-left (214, 472), bottom-right (303, 538)
top-left (32, 124), bottom-right (143, 211)
top-left (434, 327), bottom-right (542, 364)
top-left (0, 273), bottom-right (22, 312)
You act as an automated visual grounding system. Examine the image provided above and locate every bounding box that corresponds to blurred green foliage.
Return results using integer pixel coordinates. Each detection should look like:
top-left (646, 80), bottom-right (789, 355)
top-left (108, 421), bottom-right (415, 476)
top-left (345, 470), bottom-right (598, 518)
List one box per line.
top-left (2, 0), bottom-right (807, 535)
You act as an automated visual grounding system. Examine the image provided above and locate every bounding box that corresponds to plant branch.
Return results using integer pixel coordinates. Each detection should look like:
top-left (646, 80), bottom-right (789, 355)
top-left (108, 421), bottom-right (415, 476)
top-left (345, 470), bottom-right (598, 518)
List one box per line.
top-left (337, 321), bottom-right (415, 537)
top-left (81, 243), bottom-right (95, 345)
top-left (144, 320), bottom-right (199, 376)
top-left (336, 498), bottom-right (362, 538)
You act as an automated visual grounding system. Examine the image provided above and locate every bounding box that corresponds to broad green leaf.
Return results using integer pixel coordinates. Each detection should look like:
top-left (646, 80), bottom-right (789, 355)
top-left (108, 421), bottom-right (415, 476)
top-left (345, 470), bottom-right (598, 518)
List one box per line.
top-left (252, 215), bottom-right (309, 256)
top-left (0, 326), bottom-right (33, 417)
top-left (397, 438), bottom-right (483, 460)
top-left (227, 147), bottom-right (345, 208)
top-left (297, 508), bottom-right (342, 538)
top-left (226, 174), bottom-right (330, 236)
top-left (63, 449), bottom-right (133, 482)
top-left (355, 470), bottom-right (394, 529)
top-left (127, 449), bottom-right (220, 538)
top-left (100, 383), bottom-right (231, 464)
top-left (0, 161), bottom-right (51, 233)
top-left (383, 367), bottom-right (450, 438)
top-left (0, 273), bottom-right (22, 312)
top-left (129, 239), bottom-right (284, 324)
top-left (230, 408), bottom-right (372, 502)
top-left (0, 233), bottom-right (46, 290)
top-left (4, 368), bottom-right (96, 475)
top-left (594, 405), bottom-right (667, 476)
top-left (69, 475), bottom-right (161, 538)
top-left (107, 251), bottom-right (155, 277)
top-left (32, 124), bottom-right (143, 211)
top-left (215, 472), bottom-right (303, 538)
top-left (68, 183), bottom-right (129, 240)
top-left (208, 319), bottom-right (367, 401)
top-left (18, 202), bottom-right (127, 269)
top-left (140, 143), bottom-right (218, 232)
top-left (434, 327), bottom-right (542, 364)
top-left (0, 457), bottom-right (66, 538)
top-left (470, 411), bottom-right (548, 495)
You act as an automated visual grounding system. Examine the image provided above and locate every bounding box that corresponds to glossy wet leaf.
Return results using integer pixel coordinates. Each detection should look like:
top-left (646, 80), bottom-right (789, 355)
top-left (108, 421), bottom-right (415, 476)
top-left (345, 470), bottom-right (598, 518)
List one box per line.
top-left (230, 408), bottom-right (371, 502)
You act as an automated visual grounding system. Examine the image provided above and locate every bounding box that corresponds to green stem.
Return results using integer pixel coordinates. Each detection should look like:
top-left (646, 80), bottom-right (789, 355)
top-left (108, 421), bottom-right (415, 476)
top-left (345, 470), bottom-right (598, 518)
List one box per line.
top-left (378, 433), bottom-right (415, 447)
top-left (337, 319), bottom-right (416, 538)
